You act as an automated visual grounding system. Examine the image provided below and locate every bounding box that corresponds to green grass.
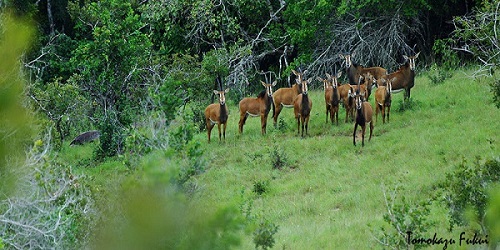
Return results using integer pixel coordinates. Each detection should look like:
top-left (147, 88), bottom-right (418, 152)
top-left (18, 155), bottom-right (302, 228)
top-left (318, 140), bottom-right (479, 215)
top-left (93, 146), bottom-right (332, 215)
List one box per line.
top-left (190, 70), bottom-right (499, 249)
top-left (69, 69), bottom-right (499, 249)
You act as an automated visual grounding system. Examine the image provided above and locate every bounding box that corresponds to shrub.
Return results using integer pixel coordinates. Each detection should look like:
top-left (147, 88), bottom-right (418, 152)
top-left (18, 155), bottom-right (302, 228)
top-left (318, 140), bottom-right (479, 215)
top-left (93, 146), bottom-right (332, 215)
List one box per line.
top-left (426, 63), bottom-right (452, 85)
top-left (396, 98), bottom-right (422, 112)
top-left (276, 117), bottom-right (289, 132)
top-left (439, 157), bottom-right (500, 234)
top-left (252, 180), bottom-right (269, 196)
top-left (372, 185), bottom-right (434, 249)
top-left (253, 219), bottom-right (279, 250)
top-left (0, 134), bottom-right (95, 249)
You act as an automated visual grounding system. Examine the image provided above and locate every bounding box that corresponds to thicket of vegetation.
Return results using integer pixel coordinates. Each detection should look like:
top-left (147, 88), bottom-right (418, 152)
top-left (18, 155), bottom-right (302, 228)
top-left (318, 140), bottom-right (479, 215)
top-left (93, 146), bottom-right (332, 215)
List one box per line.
top-left (0, 0), bottom-right (499, 249)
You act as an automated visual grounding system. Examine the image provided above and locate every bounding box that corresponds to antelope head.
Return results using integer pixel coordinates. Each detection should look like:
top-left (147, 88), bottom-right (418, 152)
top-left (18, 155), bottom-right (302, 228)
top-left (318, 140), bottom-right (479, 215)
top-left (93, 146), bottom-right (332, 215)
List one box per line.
top-left (213, 89), bottom-right (229, 105)
top-left (355, 90), bottom-right (364, 110)
top-left (403, 52), bottom-right (420, 71)
top-left (328, 71), bottom-right (342, 89)
top-left (363, 72), bottom-right (376, 86)
top-left (261, 81), bottom-right (277, 98)
top-left (297, 77), bottom-right (310, 95)
top-left (339, 53), bottom-right (355, 68)
top-left (317, 76), bottom-right (329, 90)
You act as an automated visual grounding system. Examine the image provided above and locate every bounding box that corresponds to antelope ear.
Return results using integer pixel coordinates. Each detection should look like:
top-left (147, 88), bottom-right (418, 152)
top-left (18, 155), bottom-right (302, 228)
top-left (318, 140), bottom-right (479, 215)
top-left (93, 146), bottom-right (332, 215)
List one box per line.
top-left (292, 69), bottom-right (299, 76)
top-left (261, 81), bottom-right (267, 87)
top-left (325, 73), bottom-right (332, 79)
top-left (306, 78), bottom-right (312, 83)
top-left (213, 90), bottom-right (219, 95)
top-left (272, 81), bottom-right (277, 86)
top-left (337, 71), bottom-right (342, 78)
top-left (391, 77), bottom-right (397, 82)
top-left (381, 78), bottom-right (386, 83)
top-left (351, 52), bottom-right (356, 58)
top-left (403, 55), bottom-right (409, 60)
top-left (316, 77), bottom-right (324, 82)
top-left (303, 70), bottom-right (308, 76)
top-left (224, 88), bottom-right (229, 93)
top-left (415, 51), bottom-right (420, 58)
top-left (339, 54), bottom-right (344, 59)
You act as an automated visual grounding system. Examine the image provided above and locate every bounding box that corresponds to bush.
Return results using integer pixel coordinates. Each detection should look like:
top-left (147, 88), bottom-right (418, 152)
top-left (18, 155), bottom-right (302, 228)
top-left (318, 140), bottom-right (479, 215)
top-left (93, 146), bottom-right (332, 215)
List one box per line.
top-left (426, 63), bottom-right (453, 85)
top-left (0, 135), bottom-right (95, 249)
top-left (439, 157), bottom-right (500, 234)
top-left (252, 180), bottom-right (270, 196)
top-left (94, 111), bottom-right (123, 160)
top-left (396, 98), bottom-right (422, 112)
top-left (372, 185), bottom-right (435, 249)
top-left (253, 219), bottom-right (279, 250)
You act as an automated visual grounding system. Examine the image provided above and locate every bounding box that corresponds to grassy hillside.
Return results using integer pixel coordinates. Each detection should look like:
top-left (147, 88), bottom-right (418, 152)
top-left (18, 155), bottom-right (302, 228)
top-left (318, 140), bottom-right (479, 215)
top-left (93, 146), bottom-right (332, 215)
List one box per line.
top-left (63, 69), bottom-right (499, 249)
top-left (190, 69), bottom-right (499, 249)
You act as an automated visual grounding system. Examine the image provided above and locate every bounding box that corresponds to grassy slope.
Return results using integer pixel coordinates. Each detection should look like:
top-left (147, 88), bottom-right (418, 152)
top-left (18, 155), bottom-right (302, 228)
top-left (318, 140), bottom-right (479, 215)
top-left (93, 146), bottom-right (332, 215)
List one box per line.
top-left (61, 69), bottom-right (499, 249)
top-left (191, 70), bottom-right (499, 249)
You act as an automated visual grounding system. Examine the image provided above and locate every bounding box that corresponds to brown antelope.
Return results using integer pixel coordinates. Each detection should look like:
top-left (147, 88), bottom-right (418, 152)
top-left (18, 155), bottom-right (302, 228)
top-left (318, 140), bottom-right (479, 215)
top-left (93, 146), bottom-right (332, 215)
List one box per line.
top-left (378, 52), bottom-right (420, 101)
top-left (339, 53), bottom-right (387, 86)
top-left (353, 87), bottom-right (374, 147)
top-left (338, 83), bottom-right (355, 123)
top-left (272, 69), bottom-right (304, 125)
top-left (361, 72), bottom-right (377, 100)
top-left (350, 76), bottom-right (369, 102)
top-left (204, 89), bottom-right (229, 143)
top-left (238, 81), bottom-right (276, 135)
top-left (294, 77), bottom-right (312, 137)
top-left (318, 72), bottom-right (341, 125)
top-left (375, 77), bottom-right (394, 124)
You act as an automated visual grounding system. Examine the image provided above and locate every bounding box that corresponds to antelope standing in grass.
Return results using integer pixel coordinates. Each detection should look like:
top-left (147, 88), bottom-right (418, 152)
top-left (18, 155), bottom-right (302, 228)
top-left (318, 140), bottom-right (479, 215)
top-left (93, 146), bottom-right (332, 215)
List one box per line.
top-left (318, 72), bottom-right (341, 125)
top-left (338, 82), bottom-right (355, 123)
top-left (294, 77), bottom-right (312, 137)
top-left (361, 72), bottom-right (377, 100)
top-left (353, 87), bottom-right (374, 147)
top-left (238, 81), bottom-right (276, 135)
top-left (272, 69), bottom-right (304, 125)
top-left (351, 76), bottom-right (369, 101)
top-left (375, 77), bottom-right (394, 124)
top-left (339, 53), bottom-right (387, 86)
top-left (204, 89), bottom-right (229, 143)
top-left (378, 52), bottom-right (420, 101)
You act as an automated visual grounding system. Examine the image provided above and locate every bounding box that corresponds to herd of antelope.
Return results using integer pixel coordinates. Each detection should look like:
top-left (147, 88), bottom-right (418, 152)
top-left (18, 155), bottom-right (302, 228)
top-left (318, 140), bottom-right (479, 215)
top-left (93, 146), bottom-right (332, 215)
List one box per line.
top-left (204, 52), bottom-right (420, 146)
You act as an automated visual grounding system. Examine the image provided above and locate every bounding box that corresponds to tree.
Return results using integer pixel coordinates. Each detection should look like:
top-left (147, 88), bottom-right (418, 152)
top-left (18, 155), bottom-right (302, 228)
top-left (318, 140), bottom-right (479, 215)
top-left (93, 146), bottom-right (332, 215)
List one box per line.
top-left (68, 0), bottom-right (153, 157)
top-left (451, 0), bottom-right (499, 75)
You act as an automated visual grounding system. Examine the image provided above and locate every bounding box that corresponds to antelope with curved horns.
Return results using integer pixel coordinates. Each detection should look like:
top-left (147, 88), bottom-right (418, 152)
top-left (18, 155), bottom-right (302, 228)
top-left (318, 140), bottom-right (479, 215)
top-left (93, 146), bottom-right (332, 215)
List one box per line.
top-left (339, 53), bottom-right (388, 87)
top-left (204, 89), bottom-right (229, 142)
top-left (353, 86), bottom-right (374, 147)
top-left (378, 52), bottom-right (420, 101)
top-left (351, 76), bottom-right (369, 101)
top-left (375, 77), bottom-right (394, 124)
top-left (238, 81), bottom-right (276, 135)
top-left (294, 77), bottom-right (312, 137)
top-left (272, 69), bottom-right (305, 126)
top-left (318, 71), bottom-right (341, 125)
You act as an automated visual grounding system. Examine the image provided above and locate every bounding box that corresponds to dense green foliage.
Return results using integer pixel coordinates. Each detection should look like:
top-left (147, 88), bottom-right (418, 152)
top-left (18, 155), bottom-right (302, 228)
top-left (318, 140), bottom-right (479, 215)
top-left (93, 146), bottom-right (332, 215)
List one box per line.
top-left (0, 13), bottom-right (34, 194)
top-left (440, 157), bottom-right (500, 233)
